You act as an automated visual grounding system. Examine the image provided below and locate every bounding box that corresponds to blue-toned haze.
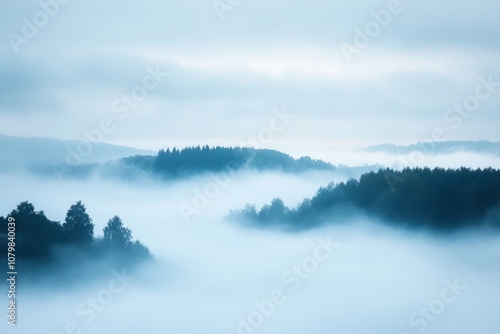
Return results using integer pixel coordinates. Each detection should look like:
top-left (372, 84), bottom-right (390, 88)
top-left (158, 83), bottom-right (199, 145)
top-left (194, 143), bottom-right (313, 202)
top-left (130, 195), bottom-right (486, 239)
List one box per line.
top-left (1, 0), bottom-right (499, 160)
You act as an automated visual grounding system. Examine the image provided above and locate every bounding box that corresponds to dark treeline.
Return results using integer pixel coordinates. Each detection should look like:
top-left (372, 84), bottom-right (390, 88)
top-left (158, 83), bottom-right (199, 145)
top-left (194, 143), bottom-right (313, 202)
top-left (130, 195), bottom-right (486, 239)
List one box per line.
top-left (230, 167), bottom-right (500, 231)
top-left (121, 146), bottom-right (334, 178)
top-left (0, 201), bottom-right (151, 275)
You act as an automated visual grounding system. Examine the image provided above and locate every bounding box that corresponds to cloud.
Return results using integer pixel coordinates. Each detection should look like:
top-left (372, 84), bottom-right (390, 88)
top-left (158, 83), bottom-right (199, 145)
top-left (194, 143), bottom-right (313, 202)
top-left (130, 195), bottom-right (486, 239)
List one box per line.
top-left (1, 0), bottom-right (499, 151)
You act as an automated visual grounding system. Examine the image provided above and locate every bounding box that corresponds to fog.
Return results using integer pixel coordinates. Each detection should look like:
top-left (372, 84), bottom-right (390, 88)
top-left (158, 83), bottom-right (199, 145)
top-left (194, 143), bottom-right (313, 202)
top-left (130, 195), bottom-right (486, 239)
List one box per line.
top-left (1, 169), bottom-right (500, 334)
top-left (310, 148), bottom-right (500, 170)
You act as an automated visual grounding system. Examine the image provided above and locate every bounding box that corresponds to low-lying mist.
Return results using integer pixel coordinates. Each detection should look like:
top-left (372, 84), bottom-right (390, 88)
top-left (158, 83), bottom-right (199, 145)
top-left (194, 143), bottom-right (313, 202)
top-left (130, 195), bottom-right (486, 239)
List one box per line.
top-left (1, 169), bottom-right (499, 334)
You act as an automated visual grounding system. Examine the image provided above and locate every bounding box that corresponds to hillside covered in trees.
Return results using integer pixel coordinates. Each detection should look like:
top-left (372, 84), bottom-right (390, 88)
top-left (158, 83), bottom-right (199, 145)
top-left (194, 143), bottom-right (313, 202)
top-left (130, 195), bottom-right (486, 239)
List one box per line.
top-left (0, 201), bottom-right (151, 279)
top-left (115, 146), bottom-right (336, 178)
top-left (230, 167), bottom-right (500, 231)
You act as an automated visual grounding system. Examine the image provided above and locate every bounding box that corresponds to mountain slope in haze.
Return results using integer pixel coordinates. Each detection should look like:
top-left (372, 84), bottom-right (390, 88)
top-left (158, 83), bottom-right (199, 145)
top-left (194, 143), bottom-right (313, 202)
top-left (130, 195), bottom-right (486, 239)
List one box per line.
top-left (0, 134), bottom-right (154, 173)
top-left (59, 146), bottom-right (381, 181)
top-left (119, 146), bottom-right (337, 177)
top-left (230, 167), bottom-right (500, 232)
top-left (365, 140), bottom-right (500, 156)
top-left (0, 134), bottom-right (377, 180)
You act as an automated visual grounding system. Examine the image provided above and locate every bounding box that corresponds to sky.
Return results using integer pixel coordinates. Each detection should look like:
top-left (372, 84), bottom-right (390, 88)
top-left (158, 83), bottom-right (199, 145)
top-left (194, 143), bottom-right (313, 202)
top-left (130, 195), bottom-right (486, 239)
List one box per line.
top-left (1, 0), bottom-right (499, 158)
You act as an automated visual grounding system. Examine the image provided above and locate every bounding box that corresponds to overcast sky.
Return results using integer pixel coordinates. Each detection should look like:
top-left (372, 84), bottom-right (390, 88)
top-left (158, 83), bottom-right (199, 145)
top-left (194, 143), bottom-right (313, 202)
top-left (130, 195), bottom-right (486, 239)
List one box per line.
top-left (1, 0), bottom-right (499, 157)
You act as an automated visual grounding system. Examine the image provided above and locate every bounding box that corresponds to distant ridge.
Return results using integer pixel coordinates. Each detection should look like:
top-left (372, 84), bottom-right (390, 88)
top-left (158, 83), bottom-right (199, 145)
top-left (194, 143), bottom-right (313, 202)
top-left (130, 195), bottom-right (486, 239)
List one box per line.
top-left (113, 146), bottom-right (338, 178)
top-left (365, 140), bottom-right (500, 156)
top-left (0, 134), bottom-right (155, 171)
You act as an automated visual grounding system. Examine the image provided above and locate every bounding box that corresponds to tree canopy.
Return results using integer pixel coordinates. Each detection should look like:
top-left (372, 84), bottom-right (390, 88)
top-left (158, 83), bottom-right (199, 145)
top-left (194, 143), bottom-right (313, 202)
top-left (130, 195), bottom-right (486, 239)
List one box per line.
top-left (230, 167), bottom-right (500, 231)
top-left (63, 201), bottom-right (94, 244)
top-left (103, 215), bottom-right (132, 247)
top-left (121, 146), bottom-right (335, 178)
top-left (0, 201), bottom-right (151, 271)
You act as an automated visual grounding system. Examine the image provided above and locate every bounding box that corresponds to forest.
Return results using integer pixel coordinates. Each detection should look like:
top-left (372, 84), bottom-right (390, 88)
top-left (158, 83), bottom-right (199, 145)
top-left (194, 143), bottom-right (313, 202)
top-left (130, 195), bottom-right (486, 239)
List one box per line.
top-left (230, 167), bottom-right (500, 231)
top-left (0, 201), bottom-right (151, 275)
top-left (121, 146), bottom-right (335, 178)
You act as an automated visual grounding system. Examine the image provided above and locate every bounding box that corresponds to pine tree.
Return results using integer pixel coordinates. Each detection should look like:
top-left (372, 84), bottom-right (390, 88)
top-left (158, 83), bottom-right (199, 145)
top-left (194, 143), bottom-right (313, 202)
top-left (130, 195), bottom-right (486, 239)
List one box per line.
top-left (62, 201), bottom-right (94, 244)
top-left (103, 216), bottom-right (132, 247)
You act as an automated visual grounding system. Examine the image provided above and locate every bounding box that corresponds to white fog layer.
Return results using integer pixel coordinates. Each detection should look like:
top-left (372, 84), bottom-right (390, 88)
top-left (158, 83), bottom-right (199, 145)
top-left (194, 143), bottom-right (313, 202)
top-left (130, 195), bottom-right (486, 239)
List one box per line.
top-left (1, 169), bottom-right (499, 334)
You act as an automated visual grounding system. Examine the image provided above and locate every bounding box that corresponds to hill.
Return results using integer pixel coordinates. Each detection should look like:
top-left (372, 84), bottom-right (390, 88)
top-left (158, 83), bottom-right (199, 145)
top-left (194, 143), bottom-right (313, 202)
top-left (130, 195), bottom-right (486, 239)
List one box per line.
top-left (230, 167), bottom-right (500, 231)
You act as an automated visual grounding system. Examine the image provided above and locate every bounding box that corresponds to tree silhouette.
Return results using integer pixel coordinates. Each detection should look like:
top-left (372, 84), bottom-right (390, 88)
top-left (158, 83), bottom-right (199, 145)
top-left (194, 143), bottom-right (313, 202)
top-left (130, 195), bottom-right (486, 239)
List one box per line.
top-left (103, 216), bottom-right (132, 247)
top-left (13, 201), bottom-right (36, 216)
top-left (132, 146), bottom-right (336, 178)
top-left (62, 201), bottom-right (94, 244)
top-left (5, 201), bottom-right (64, 259)
top-left (1, 201), bottom-right (152, 276)
top-left (232, 167), bottom-right (500, 231)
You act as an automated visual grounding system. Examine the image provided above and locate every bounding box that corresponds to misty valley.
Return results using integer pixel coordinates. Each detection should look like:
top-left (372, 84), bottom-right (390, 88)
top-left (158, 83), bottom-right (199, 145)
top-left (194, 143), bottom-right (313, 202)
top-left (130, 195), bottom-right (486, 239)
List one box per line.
top-left (1, 139), bottom-right (500, 333)
top-left (2, 0), bottom-right (500, 332)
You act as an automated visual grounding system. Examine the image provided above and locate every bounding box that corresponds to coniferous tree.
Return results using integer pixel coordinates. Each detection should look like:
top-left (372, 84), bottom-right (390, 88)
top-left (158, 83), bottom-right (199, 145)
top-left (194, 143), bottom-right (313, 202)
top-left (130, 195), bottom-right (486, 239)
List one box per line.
top-left (62, 201), bottom-right (94, 244)
top-left (103, 215), bottom-right (132, 247)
